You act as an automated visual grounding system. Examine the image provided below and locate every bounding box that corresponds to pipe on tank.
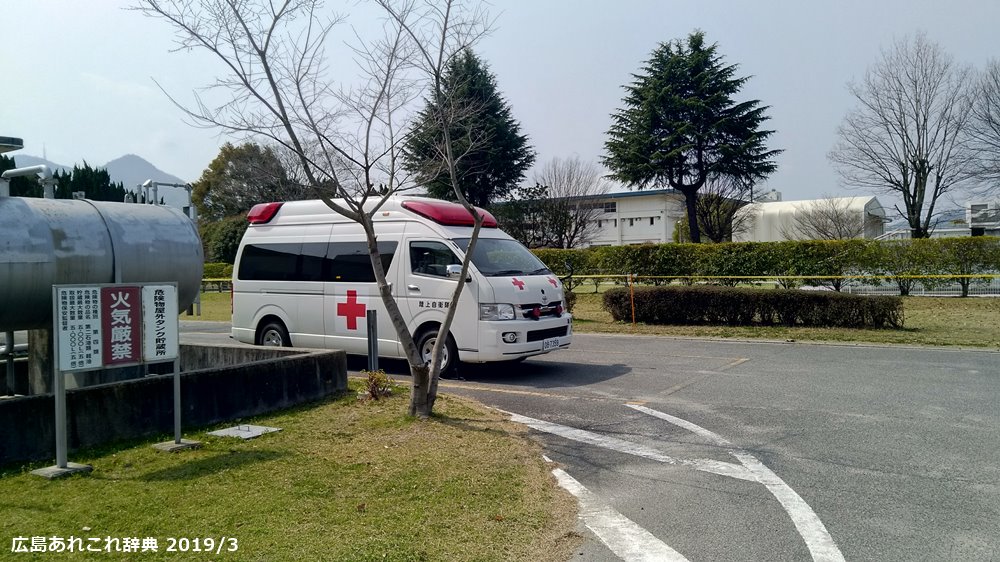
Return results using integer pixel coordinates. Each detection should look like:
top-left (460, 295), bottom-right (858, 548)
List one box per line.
top-left (1, 165), bottom-right (56, 199)
top-left (1, 165), bottom-right (51, 181)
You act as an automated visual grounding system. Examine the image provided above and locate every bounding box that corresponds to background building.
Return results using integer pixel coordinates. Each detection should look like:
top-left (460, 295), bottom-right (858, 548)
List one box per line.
top-left (734, 196), bottom-right (887, 242)
top-left (581, 189), bottom-right (688, 247)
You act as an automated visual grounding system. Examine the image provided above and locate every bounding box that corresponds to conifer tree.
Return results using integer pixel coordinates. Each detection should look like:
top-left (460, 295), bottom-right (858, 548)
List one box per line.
top-left (604, 31), bottom-right (779, 243)
top-left (404, 49), bottom-right (534, 207)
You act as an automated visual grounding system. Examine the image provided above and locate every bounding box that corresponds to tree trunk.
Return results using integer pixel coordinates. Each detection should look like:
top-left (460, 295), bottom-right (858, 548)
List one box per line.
top-left (360, 221), bottom-right (436, 418)
top-left (408, 364), bottom-right (431, 418)
top-left (682, 188), bottom-right (701, 243)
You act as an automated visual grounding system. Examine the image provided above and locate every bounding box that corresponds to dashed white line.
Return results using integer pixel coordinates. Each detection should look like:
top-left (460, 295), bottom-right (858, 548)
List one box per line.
top-left (552, 468), bottom-right (690, 562)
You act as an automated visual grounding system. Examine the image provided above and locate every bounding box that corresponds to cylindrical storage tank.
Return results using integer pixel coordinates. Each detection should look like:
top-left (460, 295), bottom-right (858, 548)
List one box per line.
top-left (0, 197), bottom-right (203, 331)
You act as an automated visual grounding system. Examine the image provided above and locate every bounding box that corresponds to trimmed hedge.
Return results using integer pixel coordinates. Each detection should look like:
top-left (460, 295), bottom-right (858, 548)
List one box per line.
top-left (203, 262), bottom-right (234, 279)
top-left (531, 237), bottom-right (1000, 295)
top-left (602, 286), bottom-right (904, 328)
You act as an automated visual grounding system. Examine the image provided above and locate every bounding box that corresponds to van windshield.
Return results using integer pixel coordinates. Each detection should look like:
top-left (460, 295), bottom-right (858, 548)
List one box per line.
top-left (452, 238), bottom-right (552, 277)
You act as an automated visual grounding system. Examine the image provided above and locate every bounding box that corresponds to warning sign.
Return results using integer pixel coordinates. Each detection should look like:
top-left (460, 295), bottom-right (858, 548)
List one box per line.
top-left (54, 283), bottom-right (179, 372)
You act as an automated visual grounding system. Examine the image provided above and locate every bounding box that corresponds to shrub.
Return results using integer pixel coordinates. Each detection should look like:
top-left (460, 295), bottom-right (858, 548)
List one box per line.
top-left (534, 238), bottom-right (999, 296)
top-left (360, 369), bottom-right (395, 400)
top-left (532, 248), bottom-right (596, 291)
top-left (563, 290), bottom-right (578, 313)
top-left (694, 242), bottom-right (779, 286)
top-left (200, 215), bottom-right (248, 264)
top-left (202, 262), bottom-right (234, 279)
top-left (602, 286), bottom-right (903, 329)
top-left (934, 237), bottom-right (1000, 297)
top-left (869, 239), bottom-right (940, 296)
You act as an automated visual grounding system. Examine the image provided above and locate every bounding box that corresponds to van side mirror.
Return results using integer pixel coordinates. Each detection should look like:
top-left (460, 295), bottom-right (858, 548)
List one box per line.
top-left (447, 264), bottom-right (471, 282)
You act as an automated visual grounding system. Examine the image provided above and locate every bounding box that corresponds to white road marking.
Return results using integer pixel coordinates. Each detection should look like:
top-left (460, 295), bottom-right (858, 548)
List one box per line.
top-left (552, 468), bottom-right (690, 562)
top-left (627, 404), bottom-right (845, 562)
top-left (508, 412), bottom-right (754, 481)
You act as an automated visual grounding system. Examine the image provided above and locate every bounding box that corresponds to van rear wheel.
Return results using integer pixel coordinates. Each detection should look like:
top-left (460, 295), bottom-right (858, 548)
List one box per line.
top-left (259, 320), bottom-right (291, 347)
top-left (416, 329), bottom-right (458, 376)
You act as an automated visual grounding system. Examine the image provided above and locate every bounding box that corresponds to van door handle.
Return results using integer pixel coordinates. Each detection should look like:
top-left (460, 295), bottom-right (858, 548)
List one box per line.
top-left (407, 285), bottom-right (420, 292)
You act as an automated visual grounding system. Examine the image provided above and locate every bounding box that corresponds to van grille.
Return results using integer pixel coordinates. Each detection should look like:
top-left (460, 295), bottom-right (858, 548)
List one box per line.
top-left (526, 326), bottom-right (569, 342)
top-left (519, 302), bottom-right (563, 319)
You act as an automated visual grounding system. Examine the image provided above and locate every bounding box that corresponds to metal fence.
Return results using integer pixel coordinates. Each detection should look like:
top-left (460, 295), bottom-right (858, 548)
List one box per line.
top-left (842, 277), bottom-right (1000, 297)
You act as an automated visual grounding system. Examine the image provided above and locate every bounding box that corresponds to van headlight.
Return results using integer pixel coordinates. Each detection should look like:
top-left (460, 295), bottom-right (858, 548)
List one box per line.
top-left (480, 303), bottom-right (516, 321)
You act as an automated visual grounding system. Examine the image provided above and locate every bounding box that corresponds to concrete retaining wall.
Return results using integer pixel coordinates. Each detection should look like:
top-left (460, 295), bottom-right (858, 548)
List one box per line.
top-left (0, 343), bottom-right (348, 466)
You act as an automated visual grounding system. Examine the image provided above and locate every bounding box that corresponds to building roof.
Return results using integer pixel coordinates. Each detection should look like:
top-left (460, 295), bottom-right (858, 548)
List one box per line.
top-left (0, 136), bottom-right (23, 154)
top-left (747, 196), bottom-right (884, 216)
top-left (563, 187), bottom-right (682, 202)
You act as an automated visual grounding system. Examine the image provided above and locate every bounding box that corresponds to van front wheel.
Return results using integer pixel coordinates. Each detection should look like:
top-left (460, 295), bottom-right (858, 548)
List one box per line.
top-left (258, 320), bottom-right (291, 347)
top-left (416, 329), bottom-right (458, 376)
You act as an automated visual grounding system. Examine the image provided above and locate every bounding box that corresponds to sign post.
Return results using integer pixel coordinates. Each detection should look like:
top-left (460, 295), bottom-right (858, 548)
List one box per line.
top-left (366, 310), bottom-right (379, 372)
top-left (32, 283), bottom-right (195, 479)
top-left (146, 285), bottom-right (200, 452)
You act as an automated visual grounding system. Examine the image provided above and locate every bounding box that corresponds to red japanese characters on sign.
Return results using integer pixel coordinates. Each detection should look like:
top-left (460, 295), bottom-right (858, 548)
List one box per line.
top-left (100, 286), bottom-right (142, 366)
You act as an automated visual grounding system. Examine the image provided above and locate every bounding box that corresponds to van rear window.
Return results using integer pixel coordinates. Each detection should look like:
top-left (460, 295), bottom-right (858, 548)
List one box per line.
top-left (238, 241), bottom-right (397, 283)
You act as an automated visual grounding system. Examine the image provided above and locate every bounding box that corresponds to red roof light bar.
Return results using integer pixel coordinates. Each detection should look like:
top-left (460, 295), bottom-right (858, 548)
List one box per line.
top-left (247, 202), bottom-right (283, 224)
top-left (401, 199), bottom-right (497, 228)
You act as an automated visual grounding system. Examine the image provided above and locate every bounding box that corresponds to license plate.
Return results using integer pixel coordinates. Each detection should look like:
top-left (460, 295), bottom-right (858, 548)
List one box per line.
top-left (542, 337), bottom-right (560, 351)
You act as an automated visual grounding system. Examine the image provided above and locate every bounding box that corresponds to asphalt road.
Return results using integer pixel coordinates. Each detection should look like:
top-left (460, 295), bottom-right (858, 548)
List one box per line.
top-left (181, 323), bottom-right (1000, 561)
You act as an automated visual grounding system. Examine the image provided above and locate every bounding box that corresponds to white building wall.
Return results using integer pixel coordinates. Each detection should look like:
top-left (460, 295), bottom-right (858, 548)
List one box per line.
top-left (734, 196), bottom-right (885, 242)
top-left (585, 192), bottom-right (687, 246)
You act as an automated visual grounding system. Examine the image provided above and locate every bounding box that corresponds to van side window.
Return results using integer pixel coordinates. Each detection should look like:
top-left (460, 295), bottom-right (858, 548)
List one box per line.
top-left (323, 241), bottom-right (397, 282)
top-left (239, 243), bottom-right (302, 281)
top-left (238, 241), bottom-right (397, 283)
top-left (410, 241), bottom-right (459, 278)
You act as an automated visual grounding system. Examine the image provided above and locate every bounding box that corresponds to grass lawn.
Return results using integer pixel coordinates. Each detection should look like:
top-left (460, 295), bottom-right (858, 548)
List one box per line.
top-left (1, 384), bottom-right (578, 561)
top-left (187, 290), bottom-right (233, 322)
top-left (570, 292), bottom-right (1000, 349)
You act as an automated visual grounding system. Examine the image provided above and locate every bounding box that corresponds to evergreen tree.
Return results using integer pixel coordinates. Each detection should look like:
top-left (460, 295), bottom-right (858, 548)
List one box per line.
top-left (53, 163), bottom-right (127, 201)
top-left (193, 142), bottom-right (306, 221)
top-left (403, 49), bottom-right (534, 208)
top-left (1, 157), bottom-right (125, 200)
top-left (604, 31), bottom-right (780, 243)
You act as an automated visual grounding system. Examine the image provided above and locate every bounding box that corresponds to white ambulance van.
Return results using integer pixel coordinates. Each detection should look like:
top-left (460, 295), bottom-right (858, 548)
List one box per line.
top-left (230, 196), bottom-right (572, 372)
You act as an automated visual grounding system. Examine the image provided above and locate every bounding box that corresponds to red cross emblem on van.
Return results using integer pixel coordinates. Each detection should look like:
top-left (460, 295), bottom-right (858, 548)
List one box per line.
top-left (337, 290), bottom-right (366, 330)
top-left (512, 278), bottom-right (525, 290)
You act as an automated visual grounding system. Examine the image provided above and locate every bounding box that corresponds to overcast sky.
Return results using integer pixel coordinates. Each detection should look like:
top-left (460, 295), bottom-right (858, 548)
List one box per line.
top-left (3, 0), bottom-right (998, 205)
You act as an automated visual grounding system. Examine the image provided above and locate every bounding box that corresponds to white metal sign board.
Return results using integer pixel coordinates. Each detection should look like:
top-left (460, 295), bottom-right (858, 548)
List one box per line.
top-left (55, 287), bottom-right (103, 372)
top-left (142, 284), bottom-right (179, 362)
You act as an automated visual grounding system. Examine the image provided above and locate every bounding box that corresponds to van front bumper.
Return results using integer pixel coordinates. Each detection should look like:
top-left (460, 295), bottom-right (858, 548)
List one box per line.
top-left (462, 315), bottom-right (573, 363)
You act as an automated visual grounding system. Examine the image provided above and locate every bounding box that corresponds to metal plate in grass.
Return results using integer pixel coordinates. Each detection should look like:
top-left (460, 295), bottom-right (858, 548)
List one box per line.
top-left (208, 425), bottom-right (282, 440)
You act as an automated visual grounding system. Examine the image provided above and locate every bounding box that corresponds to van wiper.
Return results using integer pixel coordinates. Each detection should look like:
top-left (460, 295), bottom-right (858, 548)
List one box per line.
top-left (527, 267), bottom-right (551, 275)
top-left (489, 269), bottom-right (524, 276)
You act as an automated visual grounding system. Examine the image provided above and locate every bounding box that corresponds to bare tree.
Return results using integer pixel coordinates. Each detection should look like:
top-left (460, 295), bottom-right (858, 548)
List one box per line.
top-left (694, 175), bottom-right (753, 243)
top-left (970, 59), bottom-right (1000, 186)
top-left (532, 156), bottom-right (611, 248)
top-left (673, 176), bottom-right (754, 243)
top-left (135, 0), bottom-right (489, 417)
top-left (779, 197), bottom-right (867, 241)
top-left (829, 32), bottom-right (976, 238)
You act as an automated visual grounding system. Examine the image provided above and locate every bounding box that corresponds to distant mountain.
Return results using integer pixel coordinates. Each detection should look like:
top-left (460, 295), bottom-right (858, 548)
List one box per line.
top-left (11, 153), bottom-right (190, 209)
top-left (11, 154), bottom-right (71, 175)
top-left (104, 154), bottom-right (186, 189)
